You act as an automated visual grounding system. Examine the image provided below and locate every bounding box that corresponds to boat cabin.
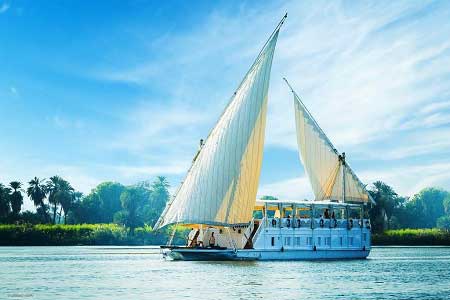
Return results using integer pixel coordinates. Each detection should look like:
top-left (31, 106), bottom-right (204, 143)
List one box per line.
top-left (185, 200), bottom-right (372, 251)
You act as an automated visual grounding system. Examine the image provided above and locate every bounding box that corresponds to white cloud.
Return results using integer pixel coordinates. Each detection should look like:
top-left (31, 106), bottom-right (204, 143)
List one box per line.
top-left (363, 126), bottom-right (450, 160)
top-left (419, 100), bottom-right (450, 114)
top-left (106, 101), bottom-right (213, 164)
top-left (360, 161), bottom-right (450, 197)
top-left (381, 140), bottom-right (450, 160)
top-left (265, 1), bottom-right (450, 153)
top-left (112, 161), bottom-right (188, 179)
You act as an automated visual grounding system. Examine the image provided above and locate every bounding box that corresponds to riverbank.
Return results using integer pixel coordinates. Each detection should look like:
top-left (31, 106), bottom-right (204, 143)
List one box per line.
top-left (372, 228), bottom-right (450, 246)
top-left (1, 225), bottom-right (449, 246)
top-left (0, 224), bottom-right (185, 246)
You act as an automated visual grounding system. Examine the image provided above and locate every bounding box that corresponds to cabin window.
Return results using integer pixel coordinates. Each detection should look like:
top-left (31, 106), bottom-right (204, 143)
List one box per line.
top-left (348, 237), bottom-right (354, 246)
top-left (284, 237), bottom-right (291, 246)
top-left (339, 237), bottom-right (343, 246)
top-left (363, 233), bottom-right (367, 242)
top-left (325, 237), bottom-right (331, 246)
top-left (271, 237), bottom-right (275, 246)
top-left (306, 237), bottom-right (312, 246)
top-left (295, 237), bottom-right (301, 247)
top-left (317, 237), bottom-right (321, 246)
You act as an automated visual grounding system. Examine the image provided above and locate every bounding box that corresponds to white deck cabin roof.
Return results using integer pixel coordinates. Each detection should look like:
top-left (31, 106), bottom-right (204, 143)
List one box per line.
top-left (255, 199), bottom-right (363, 208)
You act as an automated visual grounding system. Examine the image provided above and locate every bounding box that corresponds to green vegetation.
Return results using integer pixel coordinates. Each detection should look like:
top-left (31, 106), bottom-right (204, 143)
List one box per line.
top-left (0, 176), bottom-right (170, 227)
top-left (368, 182), bottom-right (450, 233)
top-left (373, 229), bottom-right (450, 246)
top-left (0, 224), bottom-right (185, 246)
top-left (0, 175), bottom-right (175, 245)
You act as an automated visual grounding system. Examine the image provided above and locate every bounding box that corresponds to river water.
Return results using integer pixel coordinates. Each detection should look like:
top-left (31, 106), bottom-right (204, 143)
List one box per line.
top-left (0, 246), bottom-right (449, 300)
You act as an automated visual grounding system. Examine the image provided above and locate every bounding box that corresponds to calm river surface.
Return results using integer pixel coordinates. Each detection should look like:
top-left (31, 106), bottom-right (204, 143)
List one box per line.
top-left (0, 246), bottom-right (449, 300)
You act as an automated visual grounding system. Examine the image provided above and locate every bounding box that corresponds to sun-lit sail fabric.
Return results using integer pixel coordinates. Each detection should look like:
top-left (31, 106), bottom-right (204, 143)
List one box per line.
top-left (154, 28), bottom-right (281, 230)
top-left (286, 80), bottom-right (374, 204)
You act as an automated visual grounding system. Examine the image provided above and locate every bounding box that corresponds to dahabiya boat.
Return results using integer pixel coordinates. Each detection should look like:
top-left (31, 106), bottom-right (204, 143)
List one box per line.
top-left (154, 14), bottom-right (375, 261)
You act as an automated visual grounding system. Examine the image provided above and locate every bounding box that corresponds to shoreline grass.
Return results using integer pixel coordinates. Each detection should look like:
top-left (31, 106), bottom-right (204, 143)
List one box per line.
top-left (373, 229), bottom-right (450, 246)
top-left (0, 224), bottom-right (179, 246)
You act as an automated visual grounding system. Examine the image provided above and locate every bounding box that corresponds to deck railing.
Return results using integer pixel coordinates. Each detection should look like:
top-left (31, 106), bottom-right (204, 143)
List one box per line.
top-left (265, 218), bottom-right (371, 230)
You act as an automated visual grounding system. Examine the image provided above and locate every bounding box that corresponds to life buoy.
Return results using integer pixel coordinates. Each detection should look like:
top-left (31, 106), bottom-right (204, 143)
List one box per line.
top-left (271, 218), bottom-right (277, 227)
top-left (319, 219), bottom-right (324, 228)
top-left (332, 218), bottom-right (337, 228)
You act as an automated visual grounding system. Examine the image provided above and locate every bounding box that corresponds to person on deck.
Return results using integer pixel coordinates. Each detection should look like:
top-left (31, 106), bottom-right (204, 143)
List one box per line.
top-left (209, 232), bottom-right (216, 248)
top-left (324, 208), bottom-right (330, 219)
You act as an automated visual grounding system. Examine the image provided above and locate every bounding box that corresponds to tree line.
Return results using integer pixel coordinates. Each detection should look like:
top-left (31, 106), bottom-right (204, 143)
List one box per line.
top-left (0, 176), bottom-right (170, 233)
top-left (1, 176), bottom-right (450, 233)
top-left (368, 181), bottom-right (450, 233)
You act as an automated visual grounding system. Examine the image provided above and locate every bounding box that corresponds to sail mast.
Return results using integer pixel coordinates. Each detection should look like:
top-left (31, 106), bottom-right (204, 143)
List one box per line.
top-left (341, 153), bottom-right (346, 203)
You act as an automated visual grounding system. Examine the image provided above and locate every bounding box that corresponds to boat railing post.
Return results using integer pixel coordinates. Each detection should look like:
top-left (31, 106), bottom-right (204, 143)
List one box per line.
top-left (329, 204), bottom-right (332, 249)
top-left (264, 202), bottom-right (268, 228)
top-left (311, 204), bottom-right (315, 250)
top-left (361, 204), bottom-right (364, 248)
top-left (278, 203), bottom-right (282, 228)
top-left (293, 204), bottom-right (297, 229)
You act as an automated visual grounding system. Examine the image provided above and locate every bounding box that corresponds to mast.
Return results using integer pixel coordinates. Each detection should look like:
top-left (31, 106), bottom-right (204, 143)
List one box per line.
top-left (340, 152), bottom-right (346, 203)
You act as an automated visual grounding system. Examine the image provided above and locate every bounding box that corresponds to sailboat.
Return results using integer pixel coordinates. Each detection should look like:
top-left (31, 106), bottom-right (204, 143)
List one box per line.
top-left (155, 14), bottom-right (375, 261)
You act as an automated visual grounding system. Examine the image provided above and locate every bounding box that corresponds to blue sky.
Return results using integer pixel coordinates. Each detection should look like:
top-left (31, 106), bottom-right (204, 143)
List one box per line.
top-left (1, 0), bottom-right (450, 211)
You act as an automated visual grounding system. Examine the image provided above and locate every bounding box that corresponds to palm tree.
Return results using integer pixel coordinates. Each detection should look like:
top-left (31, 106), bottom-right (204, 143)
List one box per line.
top-left (27, 177), bottom-right (49, 222)
top-left (369, 181), bottom-right (399, 231)
top-left (0, 183), bottom-right (12, 220)
top-left (149, 176), bottom-right (170, 225)
top-left (58, 179), bottom-right (74, 224)
top-left (47, 176), bottom-right (74, 224)
top-left (47, 176), bottom-right (61, 224)
top-left (9, 181), bottom-right (23, 218)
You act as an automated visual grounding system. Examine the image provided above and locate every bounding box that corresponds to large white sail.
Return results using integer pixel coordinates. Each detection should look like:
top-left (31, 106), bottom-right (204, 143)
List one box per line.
top-left (285, 79), bottom-right (374, 204)
top-left (154, 16), bottom-right (286, 230)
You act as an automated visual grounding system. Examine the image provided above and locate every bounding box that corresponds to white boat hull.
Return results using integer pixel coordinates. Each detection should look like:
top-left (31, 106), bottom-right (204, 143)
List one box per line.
top-left (236, 248), bottom-right (370, 260)
top-left (163, 247), bottom-right (370, 261)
